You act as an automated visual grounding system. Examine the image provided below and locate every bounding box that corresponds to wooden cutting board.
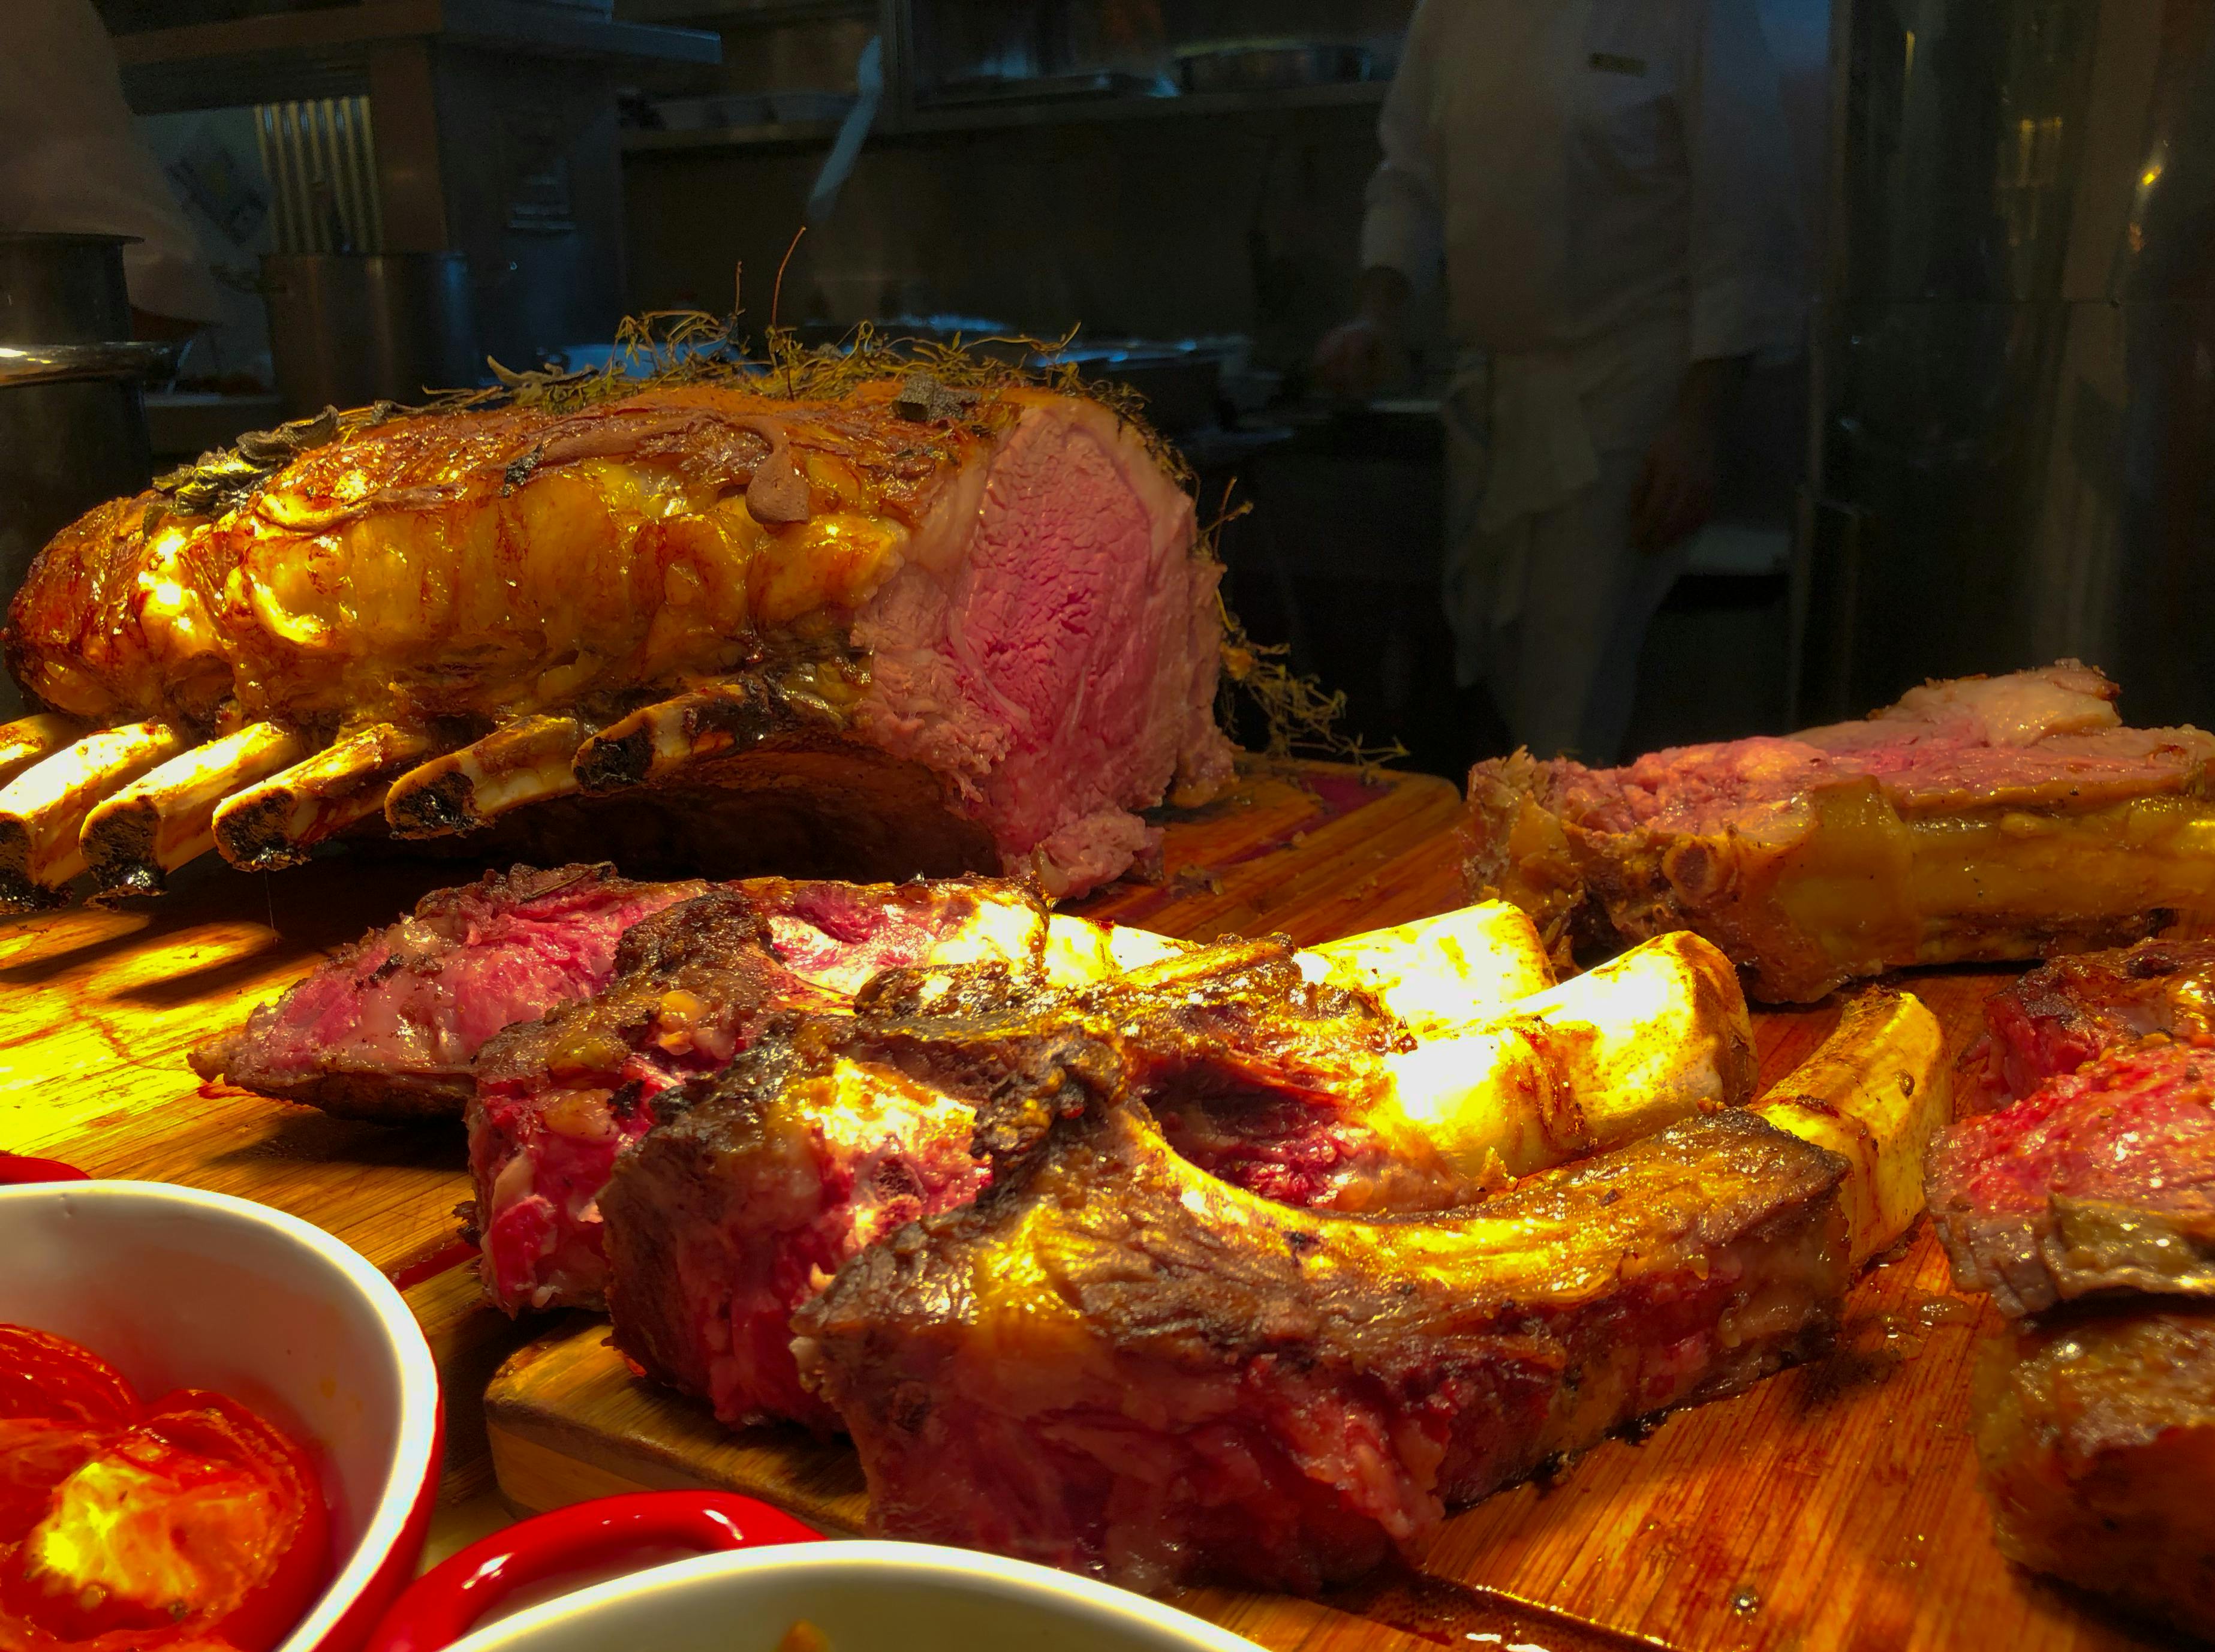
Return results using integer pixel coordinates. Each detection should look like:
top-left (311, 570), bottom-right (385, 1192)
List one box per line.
top-left (478, 971), bottom-right (2183, 1652)
top-left (0, 758), bottom-right (1464, 1502)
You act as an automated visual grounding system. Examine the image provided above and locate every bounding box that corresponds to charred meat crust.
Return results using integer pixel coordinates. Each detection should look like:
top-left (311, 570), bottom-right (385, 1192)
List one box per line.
top-left (793, 1103), bottom-right (1851, 1593)
top-left (1972, 1304), bottom-right (2215, 1640)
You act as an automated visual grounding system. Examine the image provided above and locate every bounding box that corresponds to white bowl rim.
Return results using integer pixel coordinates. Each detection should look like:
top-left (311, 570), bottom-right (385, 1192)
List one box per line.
top-left (446, 1540), bottom-right (1263, 1652)
top-left (0, 1178), bottom-right (444, 1652)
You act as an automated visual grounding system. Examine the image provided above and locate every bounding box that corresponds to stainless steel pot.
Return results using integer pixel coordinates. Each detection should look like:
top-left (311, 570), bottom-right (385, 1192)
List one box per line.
top-left (0, 233), bottom-right (168, 718)
top-left (261, 252), bottom-right (481, 416)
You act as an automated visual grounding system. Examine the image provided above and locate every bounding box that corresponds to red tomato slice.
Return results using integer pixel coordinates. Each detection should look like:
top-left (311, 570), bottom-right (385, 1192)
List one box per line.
top-left (0, 1391), bottom-right (329, 1652)
top-left (0, 1328), bottom-right (139, 1427)
top-left (0, 1419), bottom-right (113, 1545)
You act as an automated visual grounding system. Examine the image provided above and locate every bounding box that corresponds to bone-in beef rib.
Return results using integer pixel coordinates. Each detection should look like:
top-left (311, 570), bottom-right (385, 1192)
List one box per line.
top-left (1464, 663), bottom-right (2215, 1003)
top-left (793, 1100), bottom-right (1850, 1593)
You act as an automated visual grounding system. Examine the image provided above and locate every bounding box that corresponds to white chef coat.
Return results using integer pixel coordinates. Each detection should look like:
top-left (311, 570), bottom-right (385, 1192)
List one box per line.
top-left (0, 0), bottom-right (221, 324)
top-left (1361, 0), bottom-right (1804, 759)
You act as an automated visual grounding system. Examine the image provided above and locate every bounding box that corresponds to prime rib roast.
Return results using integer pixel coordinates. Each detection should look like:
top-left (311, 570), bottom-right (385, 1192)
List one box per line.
top-left (0, 375), bottom-right (1232, 911)
top-left (1464, 663), bottom-right (2215, 1003)
top-left (188, 856), bottom-right (1948, 1597)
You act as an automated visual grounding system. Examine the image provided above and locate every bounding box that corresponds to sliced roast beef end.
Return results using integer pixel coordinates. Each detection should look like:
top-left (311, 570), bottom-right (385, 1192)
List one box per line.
top-left (1972, 1305), bottom-right (2215, 1641)
top-left (187, 863), bottom-right (706, 1121)
top-left (1928, 1037), bottom-right (2215, 1316)
top-left (1465, 665), bottom-right (2215, 1003)
top-left (851, 396), bottom-right (1233, 899)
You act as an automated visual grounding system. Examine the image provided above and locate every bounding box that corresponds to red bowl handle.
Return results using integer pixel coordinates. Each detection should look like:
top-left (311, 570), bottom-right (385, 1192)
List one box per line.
top-left (0, 1153), bottom-right (89, 1185)
top-left (360, 1491), bottom-right (822, 1652)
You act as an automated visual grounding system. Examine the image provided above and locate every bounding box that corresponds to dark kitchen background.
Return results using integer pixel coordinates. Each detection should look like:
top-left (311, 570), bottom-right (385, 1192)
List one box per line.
top-left (40, 0), bottom-right (2215, 766)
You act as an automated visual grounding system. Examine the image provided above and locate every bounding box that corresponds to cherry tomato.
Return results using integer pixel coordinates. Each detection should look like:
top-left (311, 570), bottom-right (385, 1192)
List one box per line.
top-left (0, 1329), bottom-right (139, 1428)
top-left (0, 1365), bottom-right (328, 1652)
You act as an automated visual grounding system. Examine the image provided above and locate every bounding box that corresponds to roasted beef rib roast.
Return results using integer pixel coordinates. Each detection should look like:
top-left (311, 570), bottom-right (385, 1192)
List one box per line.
top-left (1, 377), bottom-right (1233, 909)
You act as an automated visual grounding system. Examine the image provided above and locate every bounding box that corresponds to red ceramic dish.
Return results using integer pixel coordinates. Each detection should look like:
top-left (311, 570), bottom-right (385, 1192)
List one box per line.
top-left (366, 1492), bottom-right (822, 1652)
top-left (0, 1178), bottom-right (443, 1652)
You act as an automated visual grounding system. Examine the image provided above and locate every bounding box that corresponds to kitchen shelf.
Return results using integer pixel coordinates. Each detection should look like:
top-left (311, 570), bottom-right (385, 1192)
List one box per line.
top-left (622, 116), bottom-right (845, 151)
top-left (117, 0), bottom-right (721, 113)
top-left (615, 0), bottom-right (875, 26)
top-left (620, 76), bottom-right (1386, 154)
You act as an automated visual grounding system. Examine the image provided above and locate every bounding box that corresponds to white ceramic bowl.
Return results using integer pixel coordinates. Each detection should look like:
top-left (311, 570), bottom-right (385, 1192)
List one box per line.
top-left (437, 1540), bottom-right (1260, 1652)
top-left (0, 1179), bottom-right (444, 1652)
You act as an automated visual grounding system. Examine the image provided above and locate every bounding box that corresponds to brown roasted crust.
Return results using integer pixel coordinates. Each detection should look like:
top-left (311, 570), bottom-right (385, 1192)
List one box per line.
top-left (5, 383), bottom-right (1006, 732)
top-left (188, 1057), bottom-right (473, 1122)
top-left (795, 1102), bottom-right (1850, 1591)
top-left (1972, 1305), bottom-right (2215, 1639)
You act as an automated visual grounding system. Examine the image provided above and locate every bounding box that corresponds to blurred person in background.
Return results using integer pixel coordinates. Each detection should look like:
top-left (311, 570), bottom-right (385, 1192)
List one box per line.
top-left (0, 0), bottom-right (221, 338)
top-left (1314, 0), bottom-right (1804, 766)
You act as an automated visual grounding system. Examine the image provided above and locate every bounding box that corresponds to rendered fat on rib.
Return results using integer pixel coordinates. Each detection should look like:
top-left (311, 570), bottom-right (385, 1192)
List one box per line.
top-left (791, 1101), bottom-right (1853, 1592)
top-left (600, 922), bottom-right (1753, 1431)
top-left (2, 375), bottom-right (1233, 908)
top-left (1465, 663), bottom-right (2215, 1003)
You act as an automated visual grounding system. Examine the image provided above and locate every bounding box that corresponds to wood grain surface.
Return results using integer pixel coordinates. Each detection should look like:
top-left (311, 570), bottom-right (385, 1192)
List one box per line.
top-left (478, 973), bottom-right (2188, 1652)
top-left (0, 759), bottom-right (1463, 1502)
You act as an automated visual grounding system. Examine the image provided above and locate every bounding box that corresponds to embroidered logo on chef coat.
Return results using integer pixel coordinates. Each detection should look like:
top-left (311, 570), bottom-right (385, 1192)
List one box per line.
top-left (1588, 52), bottom-right (1648, 76)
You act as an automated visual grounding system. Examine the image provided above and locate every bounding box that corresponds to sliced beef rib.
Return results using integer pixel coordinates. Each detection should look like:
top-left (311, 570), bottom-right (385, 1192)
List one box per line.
top-left (187, 863), bottom-right (703, 1120)
top-left (1464, 663), bottom-right (2215, 1003)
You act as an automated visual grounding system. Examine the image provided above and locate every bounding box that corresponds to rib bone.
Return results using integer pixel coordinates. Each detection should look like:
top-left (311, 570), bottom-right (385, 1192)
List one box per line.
top-left (0, 722), bottom-right (186, 908)
top-left (0, 715), bottom-right (89, 790)
top-left (385, 715), bottom-right (586, 838)
top-left (212, 723), bottom-right (440, 871)
top-left (1756, 989), bottom-right (1949, 1267)
top-left (573, 678), bottom-right (829, 793)
top-left (80, 722), bottom-right (309, 900)
top-left (1309, 900), bottom-right (1553, 1032)
top-left (1371, 929), bottom-right (1754, 1185)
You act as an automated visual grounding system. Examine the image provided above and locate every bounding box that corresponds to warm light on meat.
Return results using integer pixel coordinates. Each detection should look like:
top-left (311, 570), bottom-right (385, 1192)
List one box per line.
top-left (1465, 664), bottom-right (2215, 1003)
top-left (2, 377), bottom-right (1232, 907)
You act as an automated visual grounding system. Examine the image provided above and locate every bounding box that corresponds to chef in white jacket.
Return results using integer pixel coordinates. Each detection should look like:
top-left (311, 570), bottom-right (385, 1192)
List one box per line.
top-left (1315, 0), bottom-right (1804, 764)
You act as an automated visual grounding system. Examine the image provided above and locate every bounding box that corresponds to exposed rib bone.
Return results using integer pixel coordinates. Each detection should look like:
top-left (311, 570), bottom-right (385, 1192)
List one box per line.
top-left (81, 723), bottom-right (308, 901)
top-left (385, 715), bottom-right (586, 838)
top-left (0, 722), bottom-right (186, 908)
top-left (573, 679), bottom-right (829, 794)
top-left (1308, 901), bottom-right (1554, 1033)
top-left (1376, 931), bottom-right (1754, 1183)
top-left (0, 715), bottom-right (89, 790)
top-left (212, 723), bottom-right (440, 871)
